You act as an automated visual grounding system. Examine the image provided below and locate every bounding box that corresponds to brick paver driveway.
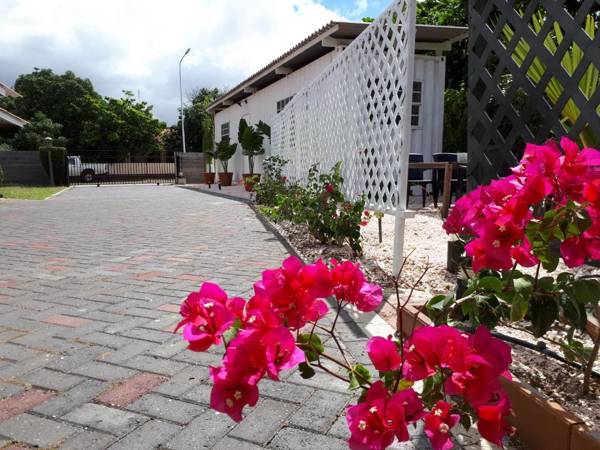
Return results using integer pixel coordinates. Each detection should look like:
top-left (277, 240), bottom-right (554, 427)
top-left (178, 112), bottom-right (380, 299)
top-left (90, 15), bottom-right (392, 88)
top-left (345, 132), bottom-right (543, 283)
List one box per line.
top-left (0, 185), bottom-right (377, 450)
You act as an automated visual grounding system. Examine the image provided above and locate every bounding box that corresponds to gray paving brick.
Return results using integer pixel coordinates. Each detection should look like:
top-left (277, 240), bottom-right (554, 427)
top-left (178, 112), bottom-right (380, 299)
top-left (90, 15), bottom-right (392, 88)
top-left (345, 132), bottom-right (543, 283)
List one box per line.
top-left (33, 378), bottom-right (107, 417)
top-left (289, 390), bottom-right (350, 433)
top-left (164, 409), bottom-right (235, 450)
top-left (182, 383), bottom-right (212, 406)
top-left (126, 393), bottom-right (205, 424)
top-left (259, 378), bottom-right (314, 404)
top-left (0, 413), bottom-right (79, 447)
top-left (117, 355), bottom-right (188, 376)
top-left (0, 382), bottom-right (24, 399)
top-left (152, 365), bottom-right (207, 397)
top-left (269, 426), bottom-right (347, 450)
top-left (71, 361), bottom-right (138, 381)
top-left (327, 414), bottom-right (350, 440)
top-left (118, 327), bottom-right (173, 343)
top-left (100, 341), bottom-right (156, 364)
top-left (106, 419), bottom-right (182, 450)
top-left (78, 332), bottom-right (137, 349)
top-left (213, 436), bottom-right (264, 450)
top-left (59, 430), bottom-right (117, 450)
top-left (229, 399), bottom-right (297, 444)
top-left (63, 403), bottom-right (149, 435)
top-left (21, 367), bottom-right (84, 391)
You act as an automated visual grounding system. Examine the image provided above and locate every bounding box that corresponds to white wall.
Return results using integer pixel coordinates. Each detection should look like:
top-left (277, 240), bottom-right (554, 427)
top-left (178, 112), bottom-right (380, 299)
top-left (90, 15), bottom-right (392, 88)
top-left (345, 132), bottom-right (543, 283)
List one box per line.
top-left (214, 52), bottom-right (446, 181)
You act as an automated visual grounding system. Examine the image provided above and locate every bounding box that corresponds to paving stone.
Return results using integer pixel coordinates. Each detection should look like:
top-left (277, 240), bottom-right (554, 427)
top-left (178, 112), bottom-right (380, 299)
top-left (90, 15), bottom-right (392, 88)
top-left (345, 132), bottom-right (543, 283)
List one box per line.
top-left (289, 390), bottom-right (350, 433)
top-left (59, 430), bottom-right (117, 450)
top-left (0, 388), bottom-right (55, 421)
top-left (212, 436), bottom-right (264, 450)
top-left (117, 355), bottom-right (188, 375)
top-left (229, 399), bottom-right (297, 444)
top-left (32, 379), bottom-right (107, 417)
top-left (182, 383), bottom-right (212, 405)
top-left (106, 419), bottom-right (182, 450)
top-left (41, 314), bottom-right (92, 328)
top-left (77, 332), bottom-right (137, 349)
top-left (21, 368), bottom-right (84, 391)
top-left (0, 413), bottom-right (78, 447)
top-left (164, 409), bottom-right (235, 449)
top-left (95, 372), bottom-right (168, 408)
top-left (118, 327), bottom-right (173, 343)
top-left (0, 382), bottom-right (24, 399)
top-left (71, 361), bottom-right (138, 381)
top-left (99, 341), bottom-right (155, 364)
top-left (269, 426), bottom-right (347, 450)
top-left (328, 414), bottom-right (350, 440)
top-left (152, 365), bottom-right (207, 397)
top-left (259, 378), bottom-right (314, 404)
top-left (63, 403), bottom-right (149, 435)
top-left (145, 338), bottom-right (187, 359)
top-left (127, 393), bottom-right (205, 424)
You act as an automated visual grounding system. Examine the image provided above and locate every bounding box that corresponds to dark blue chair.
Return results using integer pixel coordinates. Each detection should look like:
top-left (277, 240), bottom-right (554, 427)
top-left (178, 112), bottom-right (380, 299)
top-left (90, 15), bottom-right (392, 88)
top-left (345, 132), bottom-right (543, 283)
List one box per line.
top-left (432, 152), bottom-right (467, 205)
top-left (407, 153), bottom-right (432, 208)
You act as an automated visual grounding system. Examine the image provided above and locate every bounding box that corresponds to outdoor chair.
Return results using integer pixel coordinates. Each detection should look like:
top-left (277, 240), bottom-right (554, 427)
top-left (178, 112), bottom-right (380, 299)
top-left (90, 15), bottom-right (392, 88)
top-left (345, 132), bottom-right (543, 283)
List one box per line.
top-left (407, 153), bottom-right (432, 208)
top-left (432, 152), bottom-right (467, 206)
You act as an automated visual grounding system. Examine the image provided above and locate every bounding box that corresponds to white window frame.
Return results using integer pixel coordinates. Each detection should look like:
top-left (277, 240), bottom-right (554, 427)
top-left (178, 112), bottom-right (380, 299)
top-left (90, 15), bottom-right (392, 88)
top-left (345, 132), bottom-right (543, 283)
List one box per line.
top-left (221, 122), bottom-right (230, 139)
top-left (276, 96), bottom-right (294, 114)
top-left (411, 80), bottom-right (422, 129)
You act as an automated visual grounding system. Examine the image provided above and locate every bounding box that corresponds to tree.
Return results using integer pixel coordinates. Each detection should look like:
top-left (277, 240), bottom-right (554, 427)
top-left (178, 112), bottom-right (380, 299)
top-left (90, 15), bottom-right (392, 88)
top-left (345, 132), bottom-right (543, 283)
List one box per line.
top-left (172, 87), bottom-right (220, 153)
top-left (11, 112), bottom-right (67, 151)
top-left (0, 69), bottom-right (100, 150)
top-left (80, 91), bottom-right (165, 158)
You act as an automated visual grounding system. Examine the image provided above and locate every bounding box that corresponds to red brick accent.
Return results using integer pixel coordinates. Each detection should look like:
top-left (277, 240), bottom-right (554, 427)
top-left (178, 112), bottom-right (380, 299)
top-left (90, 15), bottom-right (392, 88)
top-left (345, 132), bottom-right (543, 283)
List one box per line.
top-left (42, 315), bottom-right (92, 328)
top-left (29, 242), bottom-right (53, 250)
top-left (0, 389), bottom-right (55, 422)
top-left (0, 280), bottom-right (16, 288)
top-left (45, 265), bottom-right (68, 272)
top-left (0, 294), bottom-right (10, 304)
top-left (134, 271), bottom-right (164, 281)
top-left (107, 264), bottom-right (132, 272)
top-left (157, 304), bottom-right (181, 313)
top-left (95, 372), bottom-right (168, 408)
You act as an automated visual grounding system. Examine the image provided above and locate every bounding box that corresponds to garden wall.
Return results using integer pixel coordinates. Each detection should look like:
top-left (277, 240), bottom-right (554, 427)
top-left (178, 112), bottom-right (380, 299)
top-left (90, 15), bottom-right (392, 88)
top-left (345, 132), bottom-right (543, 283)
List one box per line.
top-left (0, 151), bottom-right (50, 186)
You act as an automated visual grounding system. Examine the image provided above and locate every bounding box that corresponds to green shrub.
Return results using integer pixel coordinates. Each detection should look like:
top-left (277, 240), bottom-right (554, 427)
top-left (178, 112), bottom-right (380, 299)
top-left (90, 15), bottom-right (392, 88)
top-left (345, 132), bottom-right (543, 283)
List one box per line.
top-left (443, 88), bottom-right (467, 154)
top-left (0, 143), bottom-right (13, 152)
top-left (259, 160), bottom-right (369, 255)
top-left (0, 164), bottom-right (4, 186)
top-left (39, 146), bottom-right (67, 185)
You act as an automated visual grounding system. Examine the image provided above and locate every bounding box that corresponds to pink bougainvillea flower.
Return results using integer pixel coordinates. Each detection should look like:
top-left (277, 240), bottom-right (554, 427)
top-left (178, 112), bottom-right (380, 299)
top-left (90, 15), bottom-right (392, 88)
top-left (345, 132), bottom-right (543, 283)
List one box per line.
top-left (176, 282), bottom-right (237, 352)
top-left (261, 326), bottom-right (305, 380)
top-left (465, 237), bottom-right (513, 273)
top-left (424, 401), bottom-right (460, 450)
top-left (325, 183), bottom-right (335, 193)
top-left (476, 394), bottom-right (514, 447)
top-left (560, 235), bottom-right (588, 268)
top-left (510, 238), bottom-right (539, 268)
top-left (330, 260), bottom-right (383, 312)
top-left (403, 325), bottom-right (468, 381)
top-left (346, 381), bottom-right (410, 450)
top-left (209, 366), bottom-right (259, 422)
top-left (395, 388), bottom-right (425, 424)
top-left (219, 330), bottom-right (267, 385)
top-left (445, 326), bottom-right (512, 406)
top-left (366, 336), bottom-right (401, 372)
top-left (254, 256), bottom-right (330, 329)
top-left (584, 178), bottom-right (600, 208)
top-left (241, 295), bottom-right (282, 330)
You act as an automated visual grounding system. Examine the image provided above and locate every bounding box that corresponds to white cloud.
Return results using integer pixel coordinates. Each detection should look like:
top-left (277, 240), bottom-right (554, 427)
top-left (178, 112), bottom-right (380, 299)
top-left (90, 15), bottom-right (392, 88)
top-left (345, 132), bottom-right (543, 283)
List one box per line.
top-left (348, 0), bottom-right (369, 18)
top-left (0, 0), bottom-right (346, 123)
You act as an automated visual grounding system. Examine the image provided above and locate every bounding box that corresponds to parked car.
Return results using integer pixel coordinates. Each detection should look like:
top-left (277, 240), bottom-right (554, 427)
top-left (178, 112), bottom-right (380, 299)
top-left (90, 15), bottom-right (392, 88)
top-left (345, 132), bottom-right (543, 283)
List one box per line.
top-left (67, 156), bottom-right (109, 182)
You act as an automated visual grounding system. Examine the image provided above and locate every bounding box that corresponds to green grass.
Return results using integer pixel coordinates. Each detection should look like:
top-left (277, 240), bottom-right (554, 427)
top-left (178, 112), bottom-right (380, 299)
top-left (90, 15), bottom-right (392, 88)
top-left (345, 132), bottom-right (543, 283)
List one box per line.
top-left (0, 186), bottom-right (67, 200)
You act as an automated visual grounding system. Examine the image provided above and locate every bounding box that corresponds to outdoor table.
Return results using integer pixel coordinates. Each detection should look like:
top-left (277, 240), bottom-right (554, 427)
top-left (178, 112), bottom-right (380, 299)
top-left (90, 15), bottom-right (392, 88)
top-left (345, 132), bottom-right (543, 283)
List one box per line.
top-left (408, 162), bottom-right (466, 218)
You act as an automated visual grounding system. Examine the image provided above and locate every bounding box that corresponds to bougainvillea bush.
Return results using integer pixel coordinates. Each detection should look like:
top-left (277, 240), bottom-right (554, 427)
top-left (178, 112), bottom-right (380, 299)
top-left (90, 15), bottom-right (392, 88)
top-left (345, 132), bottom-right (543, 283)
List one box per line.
top-left (176, 256), bottom-right (514, 449)
top-left (432, 137), bottom-right (600, 393)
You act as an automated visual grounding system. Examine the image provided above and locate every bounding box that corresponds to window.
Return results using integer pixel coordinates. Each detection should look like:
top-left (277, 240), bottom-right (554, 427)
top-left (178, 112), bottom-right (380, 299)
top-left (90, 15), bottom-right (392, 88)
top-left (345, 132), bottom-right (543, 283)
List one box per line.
top-left (411, 81), bottom-right (422, 128)
top-left (276, 96), bottom-right (294, 114)
top-left (221, 122), bottom-right (230, 139)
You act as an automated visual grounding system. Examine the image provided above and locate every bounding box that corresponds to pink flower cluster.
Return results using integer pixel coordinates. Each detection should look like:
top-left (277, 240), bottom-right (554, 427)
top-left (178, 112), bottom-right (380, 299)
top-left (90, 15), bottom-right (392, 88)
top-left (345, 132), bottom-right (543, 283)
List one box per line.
top-left (350, 325), bottom-right (514, 450)
top-left (176, 256), bottom-right (382, 422)
top-left (444, 138), bottom-right (600, 271)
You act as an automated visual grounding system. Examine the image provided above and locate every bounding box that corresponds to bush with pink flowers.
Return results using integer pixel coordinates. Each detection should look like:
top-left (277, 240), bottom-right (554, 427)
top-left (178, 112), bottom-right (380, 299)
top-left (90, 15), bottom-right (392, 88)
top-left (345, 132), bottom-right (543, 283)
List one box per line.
top-left (176, 256), bottom-right (514, 449)
top-left (432, 137), bottom-right (600, 393)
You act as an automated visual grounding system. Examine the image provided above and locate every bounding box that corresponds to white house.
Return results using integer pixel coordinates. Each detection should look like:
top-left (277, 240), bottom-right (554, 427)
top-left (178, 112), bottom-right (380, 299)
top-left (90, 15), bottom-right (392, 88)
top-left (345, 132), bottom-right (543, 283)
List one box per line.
top-left (0, 81), bottom-right (27, 134)
top-left (207, 21), bottom-right (467, 182)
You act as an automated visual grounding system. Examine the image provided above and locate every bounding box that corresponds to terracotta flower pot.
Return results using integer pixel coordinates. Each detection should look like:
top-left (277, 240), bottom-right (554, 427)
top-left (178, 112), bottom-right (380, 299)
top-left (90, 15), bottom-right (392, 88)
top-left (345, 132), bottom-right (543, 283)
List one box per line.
top-left (203, 172), bottom-right (215, 184)
top-left (218, 172), bottom-right (233, 186)
top-left (242, 173), bottom-right (261, 183)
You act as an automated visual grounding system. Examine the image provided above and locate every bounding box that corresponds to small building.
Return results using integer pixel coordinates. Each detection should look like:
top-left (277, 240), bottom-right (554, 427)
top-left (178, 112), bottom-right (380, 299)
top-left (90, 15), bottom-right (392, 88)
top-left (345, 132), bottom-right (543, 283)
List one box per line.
top-left (207, 21), bottom-right (467, 181)
top-left (0, 81), bottom-right (27, 139)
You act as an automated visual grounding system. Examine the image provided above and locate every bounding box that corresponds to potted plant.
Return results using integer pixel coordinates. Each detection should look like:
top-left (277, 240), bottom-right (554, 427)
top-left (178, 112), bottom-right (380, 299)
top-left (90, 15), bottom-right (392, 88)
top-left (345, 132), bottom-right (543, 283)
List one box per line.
top-left (203, 148), bottom-right (216, 185)
top-left (214, 137), bottom-right (236, 186)
top-left (238, 119), bottom-right (266, 190)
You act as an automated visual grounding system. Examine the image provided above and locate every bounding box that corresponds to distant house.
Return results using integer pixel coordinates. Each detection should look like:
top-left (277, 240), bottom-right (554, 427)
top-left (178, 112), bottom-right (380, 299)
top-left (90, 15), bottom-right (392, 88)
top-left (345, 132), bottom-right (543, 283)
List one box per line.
top-left (207, 21), bottom-right (467, 181)
top-left (0, 81), bottom-right (27, 138)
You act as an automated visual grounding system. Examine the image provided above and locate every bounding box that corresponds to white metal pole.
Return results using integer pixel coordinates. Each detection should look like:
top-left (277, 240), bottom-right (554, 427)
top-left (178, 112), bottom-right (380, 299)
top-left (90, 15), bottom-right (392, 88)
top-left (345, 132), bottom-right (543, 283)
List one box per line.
top-left (179, 48), bottom-right (190, 154)
top-left (392, 0), bottom-right (417, 276)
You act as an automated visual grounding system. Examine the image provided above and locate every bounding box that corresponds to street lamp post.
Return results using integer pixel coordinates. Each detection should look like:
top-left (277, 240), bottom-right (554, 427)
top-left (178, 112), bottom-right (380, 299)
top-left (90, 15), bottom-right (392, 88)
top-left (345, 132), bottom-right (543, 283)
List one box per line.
top-left (179, 48), bottom-right (191, 153)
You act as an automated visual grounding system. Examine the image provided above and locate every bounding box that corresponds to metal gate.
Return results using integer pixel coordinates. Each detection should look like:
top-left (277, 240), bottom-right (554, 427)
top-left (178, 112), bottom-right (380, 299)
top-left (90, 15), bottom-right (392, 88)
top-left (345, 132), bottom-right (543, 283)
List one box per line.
top-left (66, 150), bottom-right (177, 185)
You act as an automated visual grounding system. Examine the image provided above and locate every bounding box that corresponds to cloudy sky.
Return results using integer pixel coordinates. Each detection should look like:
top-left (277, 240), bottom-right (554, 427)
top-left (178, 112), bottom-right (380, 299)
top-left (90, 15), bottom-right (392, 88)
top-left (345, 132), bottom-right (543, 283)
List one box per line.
top-left (0, 0), bottom-right (385, 125)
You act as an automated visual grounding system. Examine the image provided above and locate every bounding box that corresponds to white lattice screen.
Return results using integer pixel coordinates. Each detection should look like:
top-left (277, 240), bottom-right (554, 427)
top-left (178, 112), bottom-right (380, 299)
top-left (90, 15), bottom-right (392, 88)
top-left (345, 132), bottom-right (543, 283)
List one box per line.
top-left (271, 0), bottom-right (417, 215)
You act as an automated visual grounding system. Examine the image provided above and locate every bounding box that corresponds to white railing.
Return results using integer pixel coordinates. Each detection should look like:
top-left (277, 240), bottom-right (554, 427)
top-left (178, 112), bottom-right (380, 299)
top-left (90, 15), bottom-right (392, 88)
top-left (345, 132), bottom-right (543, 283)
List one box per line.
top-left (270, 0), bottom-right (417, 272)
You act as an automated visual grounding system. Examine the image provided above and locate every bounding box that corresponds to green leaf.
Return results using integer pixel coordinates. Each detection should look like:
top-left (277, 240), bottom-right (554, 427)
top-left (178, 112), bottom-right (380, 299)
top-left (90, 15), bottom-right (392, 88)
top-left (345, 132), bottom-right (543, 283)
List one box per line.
top-left (530, 296), bottom-right (559, 338)
top-left (297, 333), bottom-right (324, 362)
top-left (222, 318), bottom-right (242, 345)
top-left (479, 276), bottom-right (503, 293)
top-left (460, 413), bottom-right (472, 432)
top-left (513, 277), bottom-right (533, 295)
top-left (298, 362), bottom-right (316, 379)
top-left (348, 372), bottom-right (360, 390)
top-left (572, 280), bottom-right (594, 304)
top-left (427, 294), bottom-right (451, 310)
top-left (353, 364), bottom-right (372, 385)
top-left (510, 293), bottom-right (529, 321)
